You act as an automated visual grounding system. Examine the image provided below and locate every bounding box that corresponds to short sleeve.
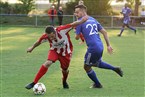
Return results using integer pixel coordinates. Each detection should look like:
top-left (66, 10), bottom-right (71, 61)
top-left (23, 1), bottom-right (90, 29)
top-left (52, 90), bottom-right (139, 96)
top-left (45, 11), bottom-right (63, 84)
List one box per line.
top-left (75, 25), bottom-right (82, 35)
top-left (38, 33), bottom-right (48, 43)
top-left (97, 22), bottom-right (103, 31)
top-left (57, 24), bottom-right (72, 34)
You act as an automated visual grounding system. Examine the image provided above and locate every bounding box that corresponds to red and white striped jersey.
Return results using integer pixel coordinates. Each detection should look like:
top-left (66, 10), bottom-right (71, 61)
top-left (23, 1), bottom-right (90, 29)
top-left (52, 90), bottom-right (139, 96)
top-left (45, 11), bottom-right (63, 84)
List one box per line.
top-left (38, 24), bottom-right (73, 56)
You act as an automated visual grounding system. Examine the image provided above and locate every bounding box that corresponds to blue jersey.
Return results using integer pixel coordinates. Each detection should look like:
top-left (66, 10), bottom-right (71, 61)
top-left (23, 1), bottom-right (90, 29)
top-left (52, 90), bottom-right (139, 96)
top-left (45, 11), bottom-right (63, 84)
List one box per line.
top-left (76, 16), bottom-right (103, 53)
top-left (122, 7), bottom-right (131, 24)
top-left (122, 7), bottom-right (131, 18)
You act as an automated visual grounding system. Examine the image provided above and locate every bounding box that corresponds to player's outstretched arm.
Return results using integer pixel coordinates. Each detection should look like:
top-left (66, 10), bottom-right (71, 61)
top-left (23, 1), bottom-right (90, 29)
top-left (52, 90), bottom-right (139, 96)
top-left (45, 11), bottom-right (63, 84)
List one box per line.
top-left (70, 16), bottom-right (88, 27)
top-left (100, 29), bottom-right (113, 54)
top-left (27, 41), bottom-right (41, 53)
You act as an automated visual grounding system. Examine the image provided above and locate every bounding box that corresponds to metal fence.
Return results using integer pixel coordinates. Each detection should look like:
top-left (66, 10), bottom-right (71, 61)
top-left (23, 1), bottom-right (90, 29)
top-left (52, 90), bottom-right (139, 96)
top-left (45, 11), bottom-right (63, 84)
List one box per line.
top-left (0, 14), bottom-right (145, 29)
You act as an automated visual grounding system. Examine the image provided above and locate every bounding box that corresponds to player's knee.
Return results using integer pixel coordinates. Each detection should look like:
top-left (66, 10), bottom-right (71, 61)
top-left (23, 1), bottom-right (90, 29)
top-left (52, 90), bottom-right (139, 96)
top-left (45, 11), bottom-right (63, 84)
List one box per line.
top-left (122, 25), bottom-right (125, 28)
top-left (126, 25), bottom-right (130, 28)
top-left (44, 60), bottom-right (53, 67)
top-left (62, 68), bottom-right (69, 72)
top-left (84, 65), bottom-right (91, 72)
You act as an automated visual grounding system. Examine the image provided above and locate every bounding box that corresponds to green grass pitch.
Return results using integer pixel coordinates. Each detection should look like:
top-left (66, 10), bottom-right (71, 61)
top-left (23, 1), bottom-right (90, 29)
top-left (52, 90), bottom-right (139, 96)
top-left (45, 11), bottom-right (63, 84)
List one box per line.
top-left (0, 26), bottom-right (144, 97)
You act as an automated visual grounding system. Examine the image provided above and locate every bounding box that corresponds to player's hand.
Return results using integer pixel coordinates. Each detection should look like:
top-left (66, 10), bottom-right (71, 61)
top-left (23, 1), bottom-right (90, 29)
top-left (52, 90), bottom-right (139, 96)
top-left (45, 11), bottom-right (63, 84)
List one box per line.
top-left (27, 47), bottom-right (33, 53)
top-left (107, 46), bottom-right (113, 55)
top-left (75, 34), bottom-right (80, 40)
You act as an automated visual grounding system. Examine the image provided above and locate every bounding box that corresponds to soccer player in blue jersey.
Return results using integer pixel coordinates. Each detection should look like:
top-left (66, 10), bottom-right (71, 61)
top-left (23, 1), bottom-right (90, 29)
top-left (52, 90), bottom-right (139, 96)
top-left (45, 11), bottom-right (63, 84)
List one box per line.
top-left (74, 5), bottom-right (123, 88)
top-left (118, 3), bottom-right (136, 37)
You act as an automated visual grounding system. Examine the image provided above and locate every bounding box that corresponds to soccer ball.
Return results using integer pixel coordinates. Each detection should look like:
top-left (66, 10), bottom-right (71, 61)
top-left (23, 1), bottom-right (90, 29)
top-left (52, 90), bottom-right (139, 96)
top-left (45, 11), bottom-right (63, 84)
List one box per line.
top-left (33, 83), bottom-right (46, 95)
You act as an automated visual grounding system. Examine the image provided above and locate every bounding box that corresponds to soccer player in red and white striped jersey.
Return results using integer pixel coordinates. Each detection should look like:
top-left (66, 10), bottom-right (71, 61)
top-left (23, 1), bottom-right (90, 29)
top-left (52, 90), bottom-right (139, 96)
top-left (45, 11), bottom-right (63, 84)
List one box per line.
top-left (25, 16), bottom-right (88, 89)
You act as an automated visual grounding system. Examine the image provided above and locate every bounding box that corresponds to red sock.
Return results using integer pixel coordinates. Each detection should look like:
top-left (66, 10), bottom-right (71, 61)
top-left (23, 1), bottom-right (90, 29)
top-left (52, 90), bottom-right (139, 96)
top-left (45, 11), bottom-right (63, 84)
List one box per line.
top-left (33, 65), bottom-right (48, 83)
top-left (62, 70), bottom-right (69, 82)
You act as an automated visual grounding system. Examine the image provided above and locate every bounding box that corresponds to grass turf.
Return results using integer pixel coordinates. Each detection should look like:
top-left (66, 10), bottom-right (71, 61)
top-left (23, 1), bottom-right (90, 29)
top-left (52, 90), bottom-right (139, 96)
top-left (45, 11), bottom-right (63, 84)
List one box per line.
top-left (0, 26), bottom-right (144, 97)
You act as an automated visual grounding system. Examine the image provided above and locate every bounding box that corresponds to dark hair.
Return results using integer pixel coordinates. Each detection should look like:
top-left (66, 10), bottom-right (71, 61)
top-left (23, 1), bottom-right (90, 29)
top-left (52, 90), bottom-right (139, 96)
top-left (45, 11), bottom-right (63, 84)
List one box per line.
top-left (75, 5), bottom-right (87, 11)
top-left (45, 26), bottom-right (55, 34)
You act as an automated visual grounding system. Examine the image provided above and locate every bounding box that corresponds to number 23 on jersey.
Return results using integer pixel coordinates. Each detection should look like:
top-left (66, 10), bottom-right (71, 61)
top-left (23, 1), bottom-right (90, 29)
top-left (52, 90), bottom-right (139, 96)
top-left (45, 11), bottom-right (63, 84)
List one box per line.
top-left (86, 24), bottom-right (99, 35)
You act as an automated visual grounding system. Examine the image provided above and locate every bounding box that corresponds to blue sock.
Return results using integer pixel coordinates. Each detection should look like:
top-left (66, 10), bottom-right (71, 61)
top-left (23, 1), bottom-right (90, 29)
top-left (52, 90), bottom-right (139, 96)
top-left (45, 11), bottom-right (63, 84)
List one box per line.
top-left (121, 28), bottom-right (124, 32)
top-left (87, 70), bottom-right (101, 86)
top-left (119, 28), bottom-right (124, 35)
top-left (98, 61), bottom-right (115, 70)
top-left (128, 26), bottom-right (136, 31)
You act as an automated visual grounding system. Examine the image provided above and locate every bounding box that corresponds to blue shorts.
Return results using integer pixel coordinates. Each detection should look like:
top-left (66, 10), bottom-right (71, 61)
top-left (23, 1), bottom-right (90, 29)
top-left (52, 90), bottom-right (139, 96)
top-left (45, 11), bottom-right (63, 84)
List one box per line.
top-left (123, 18), bottom-right (130, 24)
top-left (84, 50), bottom-right (103, 66)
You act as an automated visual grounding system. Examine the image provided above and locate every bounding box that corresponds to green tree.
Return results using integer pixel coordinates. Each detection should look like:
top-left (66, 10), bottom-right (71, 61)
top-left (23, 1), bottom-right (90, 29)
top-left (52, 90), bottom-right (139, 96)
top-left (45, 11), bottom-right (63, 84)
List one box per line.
top-left (17, 0), bottom-right (35, 14)
top-left (49, 0), bottom-right (60, 10)
top-left (65, 2), bottom-right (78, 14)
top-left (82, 0), bottom-right (112, 15)
top-left (134, 0), bottom-right (141, 16)
top-left (65, 0), bottom-right (112, 15)
top-left (0, 1), bottom-right (12, 14)
top-left (117, 0), bottom-right (141, 16)
top-left (57, 0), bottom-right (60, 9)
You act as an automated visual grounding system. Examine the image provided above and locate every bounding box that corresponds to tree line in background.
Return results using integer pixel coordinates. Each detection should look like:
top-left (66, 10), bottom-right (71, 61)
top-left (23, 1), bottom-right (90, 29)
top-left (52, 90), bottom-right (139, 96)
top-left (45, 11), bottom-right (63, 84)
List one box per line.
top-left (0, 0), bottom-right (142, 16)
top-left (0, 0), bottom-right (34, 14)
top-left (65, 0), bottom-right (142, 16)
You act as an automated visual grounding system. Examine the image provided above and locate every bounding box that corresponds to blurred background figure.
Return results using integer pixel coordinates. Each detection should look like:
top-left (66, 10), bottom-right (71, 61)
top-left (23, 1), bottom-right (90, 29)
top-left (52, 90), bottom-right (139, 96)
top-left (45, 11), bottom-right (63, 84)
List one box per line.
top-left (141, 8), bottom-right (145, 17)
top-left (118, 3), bottom-right (136, 37)
top-left (57, 6), bottom-right (64, 25)
top-left (78, 0), bottom-right (84, 5)
top-left (140, 8), bottom-right (145, 25)
top-left (48, 5), bottom-right (57, 26)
